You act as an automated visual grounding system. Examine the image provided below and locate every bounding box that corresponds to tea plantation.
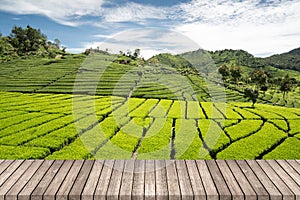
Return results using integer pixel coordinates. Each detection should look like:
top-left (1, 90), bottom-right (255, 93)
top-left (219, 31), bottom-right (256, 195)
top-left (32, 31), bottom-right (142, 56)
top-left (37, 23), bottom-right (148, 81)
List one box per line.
top-left (0, 53), bottom-right (299, 159)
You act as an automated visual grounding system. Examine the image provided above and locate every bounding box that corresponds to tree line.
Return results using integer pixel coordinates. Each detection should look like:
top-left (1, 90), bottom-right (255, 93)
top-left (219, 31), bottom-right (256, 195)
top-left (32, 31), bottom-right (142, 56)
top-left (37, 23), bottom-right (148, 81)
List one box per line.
top-left (0, 25), bottom-right (64, 62)
top-left (218, 64), bottom-right (298, 106)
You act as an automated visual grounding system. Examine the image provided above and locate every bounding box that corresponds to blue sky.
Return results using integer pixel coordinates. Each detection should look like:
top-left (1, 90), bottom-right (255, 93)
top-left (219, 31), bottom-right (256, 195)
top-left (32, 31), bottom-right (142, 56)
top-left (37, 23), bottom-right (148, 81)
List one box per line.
top-left (0, 0), bottom-right (300, 58)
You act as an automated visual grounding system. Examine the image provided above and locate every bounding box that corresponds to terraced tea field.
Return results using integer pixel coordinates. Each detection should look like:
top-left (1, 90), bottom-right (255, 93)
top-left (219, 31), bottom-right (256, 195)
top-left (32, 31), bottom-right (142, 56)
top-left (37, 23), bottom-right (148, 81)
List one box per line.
top-left (0, 54), bottom-right (299, 159)
top-left (0, 91), bottom-right (299, 159)
top-left (0, 54), bottom-right (299, 107)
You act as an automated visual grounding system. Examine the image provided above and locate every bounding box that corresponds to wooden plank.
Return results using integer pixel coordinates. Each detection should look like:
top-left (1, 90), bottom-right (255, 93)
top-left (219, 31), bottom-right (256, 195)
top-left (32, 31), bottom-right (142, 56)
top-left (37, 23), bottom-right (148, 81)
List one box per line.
top-left (267, 160), bottom-right (300, 198)
top-left (155, 160), bottom-right (168, 200)
top-left (43, 160), bottom-right (74, 200)
top-left (287, 160), bottom-right (300, 174)
top-left (206, 160), bottom-right (231, 200)
top-left (165, 160), bottom-right (180, 200)
top-left (0, 160), bottom-right (32, 200)
top-left (82, 161), bottom-right (104, 200)
top-left (175, 160), bottom-right (193, 199)
top-left (94, 160), bottom-right (115, 199)
top-left (5, 160), bottom-right (43, 200)
top-left (0, 160), bottom-right (23, 187)
top-left (246, 160), bottom-right (282, 200)
top-left (18, 160), bottom-right (54, 200)
top-left (236, 160), bottom-right (269, 200)
top-left (277, 160), bottom-right (300, 186)
top-left (226, 160), bottom-right (257, 200)
top-left (69, 160), bottom-right (94, 200)
top-left (31, 160), bottom-right (64, 200)
top-left (0, 160), bottom-right (13, 177)
top-left (257, 160), bottom-right (295, 200)
top-left (185, 160), bottom-right (206, 200)
top-left (132, 160), bottom-right (145, 200)
top-left (107, 160), bottom-right (125, 200)
top-left (195, 160), bottom-right (218, 200)
top-left (119, 160), bottom-right (135, 200)
top-left (56, 160), bottom-right (84, 200)
top-left (216, 160), bottom-right (244, 200)
top-left (145, 160), bottom-right (155, 200)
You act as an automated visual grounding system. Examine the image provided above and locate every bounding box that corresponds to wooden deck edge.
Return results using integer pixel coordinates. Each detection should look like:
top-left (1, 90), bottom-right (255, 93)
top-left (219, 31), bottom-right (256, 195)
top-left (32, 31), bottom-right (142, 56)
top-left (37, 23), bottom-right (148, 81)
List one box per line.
top-left (0, 160), bottom-right (299, 199)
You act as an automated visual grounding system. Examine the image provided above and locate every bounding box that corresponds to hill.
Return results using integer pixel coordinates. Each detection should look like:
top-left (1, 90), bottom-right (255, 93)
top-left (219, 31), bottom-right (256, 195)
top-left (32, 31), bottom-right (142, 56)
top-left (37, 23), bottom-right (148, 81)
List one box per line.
top-left (262, 47), bottom-right (300, 71)
top-left (0, 25), bottom-right (64, 62)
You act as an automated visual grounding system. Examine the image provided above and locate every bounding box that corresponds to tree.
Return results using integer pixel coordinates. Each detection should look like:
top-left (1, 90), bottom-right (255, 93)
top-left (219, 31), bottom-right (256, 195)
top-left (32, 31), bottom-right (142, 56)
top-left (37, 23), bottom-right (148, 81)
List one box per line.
top-left (61, 46), bottom-right (66, 53)
top-left (133, 48), bottom-right (140, 58)
top-left (218, 64), bottom-right (230, 81)
top-left (10, 25), bottom-right (47, 55)
top-left (260, 85), bottom-right (268, 94)
top-left (280, 74), bottom-right (294, 100)
top-left (250, 69), bottom-right (268, 88)
top-left (230, 66), bottom-right (242, 82)
top-left (54, 38), bottom-right (60, 48)
top-left (244, 88), bottom-right (259, 107)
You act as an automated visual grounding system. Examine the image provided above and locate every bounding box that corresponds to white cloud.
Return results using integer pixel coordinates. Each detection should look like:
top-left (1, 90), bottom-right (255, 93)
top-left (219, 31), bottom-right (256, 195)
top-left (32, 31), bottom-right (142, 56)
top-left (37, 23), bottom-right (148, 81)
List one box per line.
top-left (102, 2), bottom-right (167, 23)
top-left (175, 19), bottom-right (300, 57)
top-left (80, 28), bottom-right (201, 58)
top-left (93, 34), bottom-right (114, 39)
top-left (67, 47), bottom-right (86, 54)
top-left (0, 0), bottom-right (105, 26)
top-left (174, 0), bottom-right (300, 56)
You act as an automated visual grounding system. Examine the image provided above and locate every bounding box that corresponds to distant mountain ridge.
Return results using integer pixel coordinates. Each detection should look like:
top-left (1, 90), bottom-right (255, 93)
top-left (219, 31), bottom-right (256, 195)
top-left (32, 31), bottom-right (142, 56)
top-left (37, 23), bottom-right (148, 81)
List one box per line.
top-left (177, 47), bottom-right (300, 72)
top-left (262, 47), bottom-right (300, 71)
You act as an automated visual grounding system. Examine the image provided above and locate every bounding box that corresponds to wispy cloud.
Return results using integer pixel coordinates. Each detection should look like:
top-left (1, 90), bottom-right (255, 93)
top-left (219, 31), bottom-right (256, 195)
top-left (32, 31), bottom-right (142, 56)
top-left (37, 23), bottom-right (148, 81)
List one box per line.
top-left (174, 0), bottom-right (300, 56)
top-left (177, 0), bottom-right (300, 26)
top-left (0, 0), bottom-right (105, 26)
top-left (82, 28), bottom-right (200, 59)
top-left (101, 2), bottom-right (168, 23)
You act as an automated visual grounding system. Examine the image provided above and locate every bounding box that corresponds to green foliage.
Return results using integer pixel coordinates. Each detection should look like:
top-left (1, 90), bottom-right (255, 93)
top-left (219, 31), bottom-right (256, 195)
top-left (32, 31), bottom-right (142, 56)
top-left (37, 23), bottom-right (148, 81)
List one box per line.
top-left (244, 88), bottom-right (259, 106)
top-left (148, 53), bottom-right (192, 69)
top-left (187, 101), bottom-right (206, 119)
top-left (0, 25), bottom-right (63, 61)
top-left (263, 138), bottom-right (300, 159)
top-left (138, 118), bottom-right (172, 159)
top-left (225, 120), bottom-right (263, 141)
top-left (230, 66), bottom-right (242, 82)
top-left (129, 99), bottom-right (158, 117)
top-left (47, 116), bottom-right (129, 159)
top-left (211, 49), bottom-right (261, 67)
top-left (175, 119), bottom-right (208, 159)
top-left (250, 68), bottom-right (269, 86)
top-left (218, 64), bottom-right (230, 81)
top-left (289, 120), bottom-right (300, 135)
top-left (167, 101), bottom-right (186, 118)
top-left (214, 103), bottom-right (242, 119)
top-left (0, 145), bottom-right (50, 159)
top-left (198, 119), bottom-right (230, 152)
top-left (280, 74), bottom-right (295, 99)
top-left (200, 102), bottom-right (224, 118)
top-left (149, 99), bottom-right (172, 118)
top-left (269, 120), bottom-right (288, 131)
top-left (262, 47), bottom-right (300, 71)
top-left (0, 115), bottom-right (74, 145)
top-left (217, 122), bottom-right (286, 159)
top-left (0, 81), bottom-right (300, 159)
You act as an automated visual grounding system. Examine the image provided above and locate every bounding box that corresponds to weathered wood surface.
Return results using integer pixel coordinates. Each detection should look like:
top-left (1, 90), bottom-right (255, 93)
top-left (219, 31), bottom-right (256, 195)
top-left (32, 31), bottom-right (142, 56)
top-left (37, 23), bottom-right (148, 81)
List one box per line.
top-left (0, 160), bottom-right (299, 199)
